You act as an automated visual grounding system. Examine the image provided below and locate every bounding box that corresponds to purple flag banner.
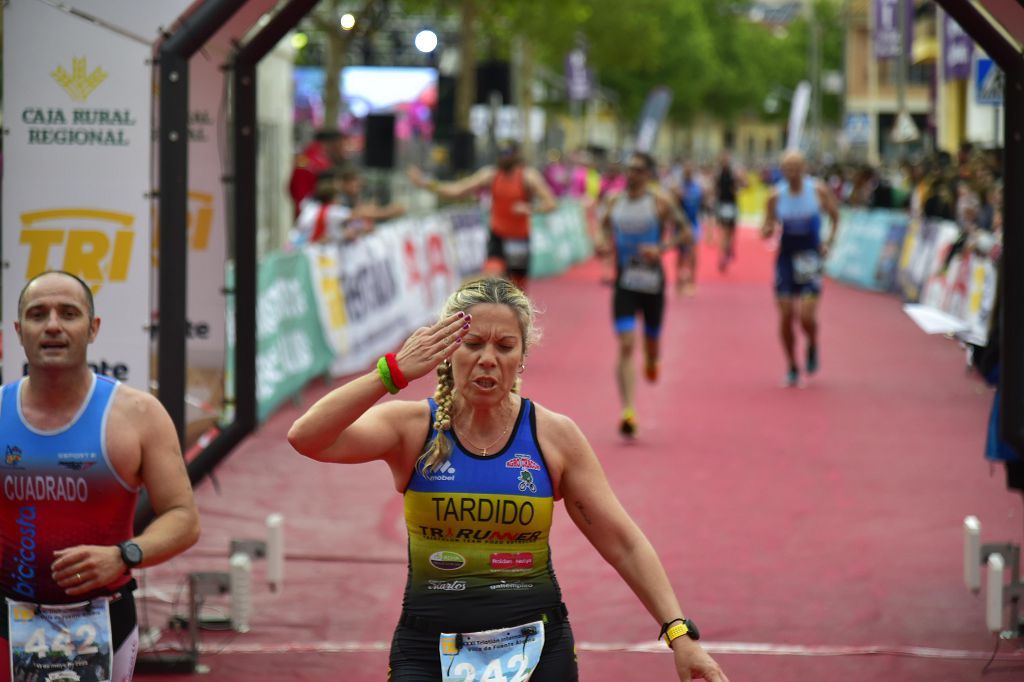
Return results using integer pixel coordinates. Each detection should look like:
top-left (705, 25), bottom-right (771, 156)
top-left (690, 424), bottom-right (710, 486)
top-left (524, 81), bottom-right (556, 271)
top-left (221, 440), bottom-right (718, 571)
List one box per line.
top-left (874, 0), bottom-right (913, 59)
top-left (942, 13), bottom-right (973, 81)
top-left (565, 48), bottom-right (592, 102)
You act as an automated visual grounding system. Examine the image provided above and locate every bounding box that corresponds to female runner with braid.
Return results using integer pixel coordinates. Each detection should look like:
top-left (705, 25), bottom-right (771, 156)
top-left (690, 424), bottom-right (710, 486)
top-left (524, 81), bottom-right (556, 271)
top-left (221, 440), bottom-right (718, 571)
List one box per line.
top-left (288, 278), bottom-right (728, 682)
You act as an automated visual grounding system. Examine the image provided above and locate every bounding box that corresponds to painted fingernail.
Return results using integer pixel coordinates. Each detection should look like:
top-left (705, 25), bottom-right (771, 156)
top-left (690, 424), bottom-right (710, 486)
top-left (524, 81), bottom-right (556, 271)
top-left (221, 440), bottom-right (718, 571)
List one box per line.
top-left (455, 337), bottom-right (462, 343)
top-left (462, 323), bottom-right (470, 330)
top-left (457, 311), bottom-right (464, 318)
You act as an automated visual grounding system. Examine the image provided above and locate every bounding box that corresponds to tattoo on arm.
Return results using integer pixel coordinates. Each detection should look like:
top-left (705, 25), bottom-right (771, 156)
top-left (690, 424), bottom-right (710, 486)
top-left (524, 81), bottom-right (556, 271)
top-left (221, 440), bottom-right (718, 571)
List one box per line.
top-left (574, 500), bottom-right (594, 525)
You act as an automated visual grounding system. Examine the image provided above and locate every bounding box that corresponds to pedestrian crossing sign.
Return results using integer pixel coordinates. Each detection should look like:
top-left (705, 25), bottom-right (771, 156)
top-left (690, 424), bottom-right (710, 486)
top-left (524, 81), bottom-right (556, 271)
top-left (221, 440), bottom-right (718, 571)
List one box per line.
top-left (976, 58), bottom-right (1003, 106)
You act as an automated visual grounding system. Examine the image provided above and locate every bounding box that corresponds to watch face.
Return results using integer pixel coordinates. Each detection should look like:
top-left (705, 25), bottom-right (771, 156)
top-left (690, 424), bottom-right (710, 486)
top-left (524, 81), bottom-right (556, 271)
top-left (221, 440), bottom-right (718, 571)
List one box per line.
top-left (122, 542), bottom-right (143, 565)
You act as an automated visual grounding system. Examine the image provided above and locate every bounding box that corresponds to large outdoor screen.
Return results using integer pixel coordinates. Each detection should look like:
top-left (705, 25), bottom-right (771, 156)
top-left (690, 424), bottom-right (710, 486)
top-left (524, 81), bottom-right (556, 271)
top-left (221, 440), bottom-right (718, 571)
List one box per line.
top-left (294, 65), bottom-right (437, 142)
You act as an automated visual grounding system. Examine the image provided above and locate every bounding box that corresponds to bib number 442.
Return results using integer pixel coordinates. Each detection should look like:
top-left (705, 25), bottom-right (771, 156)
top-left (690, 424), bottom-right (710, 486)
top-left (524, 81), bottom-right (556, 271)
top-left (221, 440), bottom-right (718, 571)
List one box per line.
top-left (23, 623), bottom-right (100, 658)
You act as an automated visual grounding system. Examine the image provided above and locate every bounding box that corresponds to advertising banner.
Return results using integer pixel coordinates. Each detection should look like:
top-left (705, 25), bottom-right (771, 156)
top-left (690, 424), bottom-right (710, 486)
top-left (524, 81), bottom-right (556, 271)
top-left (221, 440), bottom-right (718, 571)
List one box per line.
top-left (942, 12), bottom-right (974, 81)
top-left (395, 215), bottom-right (460, 328)
top-left (529, 215), bottom-right (572, 279)
top-left (291, 202), bottom-right (591, 412)
top-left (254, 252), bottom-right (334, 422)
top-left (447, 207), bottom-right (489, 281)
top-left (873, 0), bottom-right (913, 59)
top-left (304, 244), bottom-right (351, 359)
top-left (919, 250), bottom-right (997, 345)
top-left (330, 230), bottom-right (412, 377)
top-left (825, 209), bottom-right (908, 292)
top-left (565, 48), bottom-right (593, 102)
top-left (898, 218), bottom-right (960, 302)
top-left (167, 4), bottom-right (277, 365)
top-left (560, 201), bottom-right (593, 263)
top-left (2, 0), bottom-right (153, 389)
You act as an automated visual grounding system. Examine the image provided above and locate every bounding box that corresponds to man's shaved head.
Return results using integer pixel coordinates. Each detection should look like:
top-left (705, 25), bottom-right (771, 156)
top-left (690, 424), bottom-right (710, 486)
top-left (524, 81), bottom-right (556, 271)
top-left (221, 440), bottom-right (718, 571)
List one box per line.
top-left (781, 150), bottom-right (806, 184)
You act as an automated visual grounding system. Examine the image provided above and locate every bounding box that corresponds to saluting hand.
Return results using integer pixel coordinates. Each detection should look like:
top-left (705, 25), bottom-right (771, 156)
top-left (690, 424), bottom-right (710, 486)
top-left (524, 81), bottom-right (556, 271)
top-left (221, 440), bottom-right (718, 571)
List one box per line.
top-left (393, 312), bottom-right (472, 383)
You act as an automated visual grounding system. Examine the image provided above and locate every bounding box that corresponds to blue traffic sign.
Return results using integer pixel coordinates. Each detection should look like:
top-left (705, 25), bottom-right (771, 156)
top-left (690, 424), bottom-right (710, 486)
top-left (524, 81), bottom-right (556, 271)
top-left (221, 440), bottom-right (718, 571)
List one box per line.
top-left (976, 58), bottom-right (1003, 106)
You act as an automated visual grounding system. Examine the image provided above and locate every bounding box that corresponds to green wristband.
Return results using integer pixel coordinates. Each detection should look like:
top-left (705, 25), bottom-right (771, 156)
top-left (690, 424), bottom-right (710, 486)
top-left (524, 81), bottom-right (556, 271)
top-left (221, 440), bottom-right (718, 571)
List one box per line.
top-left (377, 356), bottom-right (400, 394)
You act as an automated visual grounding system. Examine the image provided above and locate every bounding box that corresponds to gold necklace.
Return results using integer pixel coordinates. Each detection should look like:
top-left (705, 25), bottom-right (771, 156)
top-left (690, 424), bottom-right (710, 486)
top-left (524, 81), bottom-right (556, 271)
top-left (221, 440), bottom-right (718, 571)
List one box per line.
top-left (456, 405), bottom-right (516, 455)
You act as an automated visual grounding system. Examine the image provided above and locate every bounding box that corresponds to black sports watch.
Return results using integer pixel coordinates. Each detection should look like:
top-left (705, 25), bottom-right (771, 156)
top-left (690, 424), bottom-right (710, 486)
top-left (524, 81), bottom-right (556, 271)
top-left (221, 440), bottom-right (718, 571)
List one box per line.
top-left (679, 618), bottom-right (700, 641)
top-left (661, 617), bottom-right (700, 646)
top-left (118, 541), bottom-right (144, 568)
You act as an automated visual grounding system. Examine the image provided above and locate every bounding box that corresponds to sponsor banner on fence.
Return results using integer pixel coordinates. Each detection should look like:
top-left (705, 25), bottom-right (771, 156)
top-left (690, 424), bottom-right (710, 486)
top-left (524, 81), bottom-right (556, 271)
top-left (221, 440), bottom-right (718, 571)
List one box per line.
top-left (2, 0), bottom-right (153, 389)
top-left (819, 206), bottom-right (996, 347)
top-left (395, 214), bottom-right (460, 327)
top-left (919, 250), bottom-right (996, 346)
top-left (898, 218), bottom-right (960, 302)
top-left (254, 252), bottom-right (334, 422)
top-left (559, 201), bottom-right (593, 263)
top-left (330, 229), bottom-right (412, 377)
top-left (289, 201), bottom-right (590, 414)
top-left (825, 209), bottom-right (908, 292)
top-left (305, 243), bottom-right (351, 358)
top-left (447, 207), bottom-right (489, 281)
top-left (530, 205), bottom-right (576, 278)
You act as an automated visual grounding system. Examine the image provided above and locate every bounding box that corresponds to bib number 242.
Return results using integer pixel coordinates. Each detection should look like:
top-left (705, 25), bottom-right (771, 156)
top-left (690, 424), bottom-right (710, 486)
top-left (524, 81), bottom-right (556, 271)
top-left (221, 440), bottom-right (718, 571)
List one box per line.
top-left (449, 655), bottom-right (532, 682)
top-left (439, 619), bottom-right (544, 682)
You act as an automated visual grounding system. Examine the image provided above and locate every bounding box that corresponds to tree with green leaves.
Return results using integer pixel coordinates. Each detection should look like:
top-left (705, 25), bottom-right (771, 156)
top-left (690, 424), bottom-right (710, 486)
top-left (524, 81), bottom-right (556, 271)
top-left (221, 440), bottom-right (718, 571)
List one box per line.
top-left (293, 0), bottom-right (844, 152)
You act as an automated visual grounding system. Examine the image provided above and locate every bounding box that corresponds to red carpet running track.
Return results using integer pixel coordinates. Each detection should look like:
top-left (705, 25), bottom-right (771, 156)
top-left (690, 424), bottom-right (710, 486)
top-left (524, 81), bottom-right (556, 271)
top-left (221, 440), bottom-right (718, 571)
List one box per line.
top-left (137, 229), bottom-right (1024, 680)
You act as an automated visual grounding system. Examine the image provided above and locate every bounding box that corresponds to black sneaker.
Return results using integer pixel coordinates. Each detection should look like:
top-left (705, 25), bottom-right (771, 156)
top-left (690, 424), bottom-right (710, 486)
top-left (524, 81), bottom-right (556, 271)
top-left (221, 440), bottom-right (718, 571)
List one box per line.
top-left (785, 366), bottom-right (799, 387)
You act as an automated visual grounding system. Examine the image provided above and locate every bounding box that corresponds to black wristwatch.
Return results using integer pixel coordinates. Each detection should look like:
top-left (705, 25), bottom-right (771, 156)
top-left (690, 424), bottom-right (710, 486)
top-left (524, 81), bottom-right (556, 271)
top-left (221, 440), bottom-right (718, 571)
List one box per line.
top-left (661, 617), bottom-right (701, 646)
top-left (118, 541), bottom-right (144, 568)
top-left (679, 618), bottom-right (700, 641)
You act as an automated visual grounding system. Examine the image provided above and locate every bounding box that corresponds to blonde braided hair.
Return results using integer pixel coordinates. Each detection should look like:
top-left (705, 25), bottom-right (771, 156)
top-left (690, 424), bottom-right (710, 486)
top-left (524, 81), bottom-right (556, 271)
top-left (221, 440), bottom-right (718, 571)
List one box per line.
top-left (417, 278), bottom-right (540, 475)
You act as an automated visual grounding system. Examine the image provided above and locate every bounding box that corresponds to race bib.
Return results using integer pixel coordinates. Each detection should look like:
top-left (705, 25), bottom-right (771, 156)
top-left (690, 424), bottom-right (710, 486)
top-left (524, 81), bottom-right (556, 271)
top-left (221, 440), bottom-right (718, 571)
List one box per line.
top-left (438, 619), bottom-right (545, 682)
top-left (7, 596), bottom-right (113, 682)
top-left (717, 203), bottom-right (737, 221)
top-left (619, 260), bottom-right (664, 295)
top-left (792, 250), bottom-right (823, 284)
top-left (502, 239), bottom-right (530, 271)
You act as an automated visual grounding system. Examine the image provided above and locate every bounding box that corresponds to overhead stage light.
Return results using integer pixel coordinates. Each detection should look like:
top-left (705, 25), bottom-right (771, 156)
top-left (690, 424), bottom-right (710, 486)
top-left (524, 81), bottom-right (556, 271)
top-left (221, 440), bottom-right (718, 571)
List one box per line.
top-left (415, 29), bottom-right (438, 54)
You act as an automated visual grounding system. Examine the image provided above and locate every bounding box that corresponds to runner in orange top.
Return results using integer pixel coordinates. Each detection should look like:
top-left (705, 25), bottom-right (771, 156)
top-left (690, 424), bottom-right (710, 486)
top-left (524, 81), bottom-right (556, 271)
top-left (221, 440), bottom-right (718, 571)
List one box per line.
top-left (409, 140), bottom-right (557, 289)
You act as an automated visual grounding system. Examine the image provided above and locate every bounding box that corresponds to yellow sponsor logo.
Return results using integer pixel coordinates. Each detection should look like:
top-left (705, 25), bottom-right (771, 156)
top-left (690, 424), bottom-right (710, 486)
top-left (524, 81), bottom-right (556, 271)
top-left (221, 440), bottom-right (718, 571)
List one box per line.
top-left (187, 192), bottom-right (214, 251)
top-left (151, 191), bottom-right (216, 266)
top-left (316, 252), bottom-right (348, 330)
top-left (20, 208), bottom-right (135, 296)
top-left (51, 57), bottom-right (107, 102)
top-left (12, 606), bottom-right (35, 622)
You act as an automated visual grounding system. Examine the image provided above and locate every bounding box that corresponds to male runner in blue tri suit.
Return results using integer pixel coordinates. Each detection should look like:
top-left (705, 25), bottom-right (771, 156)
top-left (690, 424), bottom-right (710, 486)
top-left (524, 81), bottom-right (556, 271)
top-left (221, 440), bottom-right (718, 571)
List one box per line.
top-left (761, 151), bottom-right (840, 386)
top-left (672, 161), bottom-right (704, 295)
top-left (600, 152), bottom-right (689, 436)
